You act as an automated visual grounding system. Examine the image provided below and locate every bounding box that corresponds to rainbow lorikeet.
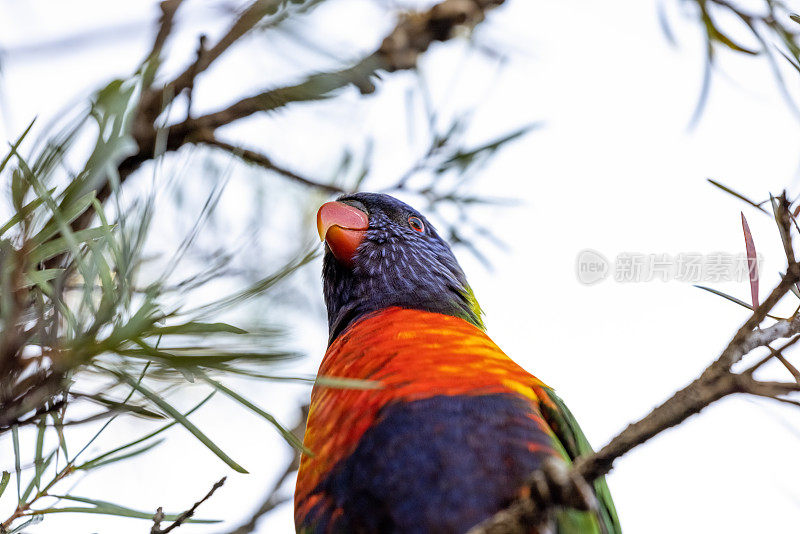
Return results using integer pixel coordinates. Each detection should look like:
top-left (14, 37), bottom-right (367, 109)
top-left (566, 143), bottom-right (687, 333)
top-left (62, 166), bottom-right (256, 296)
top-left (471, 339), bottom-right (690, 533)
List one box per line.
top-left (294, 193), bottom-right (620, 534)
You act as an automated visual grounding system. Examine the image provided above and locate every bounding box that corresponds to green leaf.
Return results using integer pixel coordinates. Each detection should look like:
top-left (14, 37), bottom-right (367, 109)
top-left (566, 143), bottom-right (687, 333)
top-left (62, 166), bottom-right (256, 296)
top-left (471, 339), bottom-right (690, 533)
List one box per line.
top-left (438, 124), bottom-right (540, 173)
top-left (60, 78), bottom-right (138, 208)
top-left (712, 28), bottom-right (759, 55)
top-left (22, 269), bottom-right (63, 288)
top-left (315, 375), bottom-right (381, 390)
top-left (70, 364), bottom-right (154, 465)
top-left (21, 451), bottom-right (55, 503)
top-left (12, 424), bottom-right (21, 502)
top-left (117, 344), bottom-right (297, 368)
top-left (0, 194), bottom-right (50, 237)
top-left (706, 179), bottom-right (768, 214)
top-left (8, 515), bottom-right (43, 533)
top-left (39, 495), bottom-right (219, 523)
top-left (151, 321), bottom-right (248, 336)
top-left (30, 191), bottom-right (97, 246)
top-left (694, 285), bottom-right (782, 319)
top-left (5, 119), bottom-right (37, 212)
top-left (99, 299), bottom-right (161, 352)
top-left (76, 391), bottom-right (214, 470)
top-left (34, 418), bottom-right (46, 491)
top-left (0, 471), bottom-right (10, 498)
top-left (78, 393), bottom-right (165, 419)
top-left (86, 241), bottom-right (118, 327)
top-left (0, 118), bottom-right (36, 177)
top-left (77, 439), bottom-right (164, 470)
top-left (28, 226), bottom-right (110, 264)
top-left (201, 373), bottom-right (309, 453)
top-left (11, 149), bottom-right (110, 319)
top-left (698, 4), bottom-right (758, 56)
top-left (190, 248), bottom-right (318, 317)
top-left (109, 369), bottom-right (247, 473)
top-left (50, 412), bottom-right (69, 463)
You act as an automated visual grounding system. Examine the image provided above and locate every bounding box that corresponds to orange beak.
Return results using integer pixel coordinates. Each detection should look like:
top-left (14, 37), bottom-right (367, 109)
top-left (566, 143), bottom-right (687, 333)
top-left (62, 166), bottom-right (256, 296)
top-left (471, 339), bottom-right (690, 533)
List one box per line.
top-left (317, 201), bottom-right (369, 266)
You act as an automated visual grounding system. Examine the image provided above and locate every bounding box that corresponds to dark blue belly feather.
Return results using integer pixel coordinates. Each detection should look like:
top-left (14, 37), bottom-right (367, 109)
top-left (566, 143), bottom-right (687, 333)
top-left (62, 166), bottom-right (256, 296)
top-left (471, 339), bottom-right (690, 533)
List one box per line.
top-left (300, 393), bottom-right (557, 534)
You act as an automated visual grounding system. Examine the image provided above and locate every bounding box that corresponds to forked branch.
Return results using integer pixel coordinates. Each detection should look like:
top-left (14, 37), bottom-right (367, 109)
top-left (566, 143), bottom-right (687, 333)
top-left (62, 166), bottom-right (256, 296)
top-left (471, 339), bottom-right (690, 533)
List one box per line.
top-left (469, 194), bottom-right (800, 533)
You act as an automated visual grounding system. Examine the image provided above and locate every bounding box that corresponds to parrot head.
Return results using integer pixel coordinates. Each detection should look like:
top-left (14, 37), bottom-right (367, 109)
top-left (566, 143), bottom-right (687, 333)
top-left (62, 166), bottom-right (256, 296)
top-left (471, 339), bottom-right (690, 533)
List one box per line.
top-left (317, 192), bottom-right (483, 341)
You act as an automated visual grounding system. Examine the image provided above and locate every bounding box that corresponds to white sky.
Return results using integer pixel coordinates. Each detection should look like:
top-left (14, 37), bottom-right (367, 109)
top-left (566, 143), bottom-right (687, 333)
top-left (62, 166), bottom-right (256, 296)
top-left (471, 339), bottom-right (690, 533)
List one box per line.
top-left (3, 0), bottom-right (800, 532)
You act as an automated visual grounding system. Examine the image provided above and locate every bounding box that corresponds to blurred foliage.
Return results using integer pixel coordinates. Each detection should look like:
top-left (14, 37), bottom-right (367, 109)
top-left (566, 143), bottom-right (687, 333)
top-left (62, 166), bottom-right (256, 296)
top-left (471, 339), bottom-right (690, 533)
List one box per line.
top-left (0, 74), bottom-right (321, 529)
top-left (665, 0), bottom-right (800, 123)
top-left (0, 0), bottom-right (530, 531)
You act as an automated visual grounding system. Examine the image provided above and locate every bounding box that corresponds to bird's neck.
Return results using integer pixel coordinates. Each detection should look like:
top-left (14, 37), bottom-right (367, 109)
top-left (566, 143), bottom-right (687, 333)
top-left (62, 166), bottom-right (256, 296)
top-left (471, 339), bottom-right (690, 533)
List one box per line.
top-left (324, 259), bottom-right (483, 344)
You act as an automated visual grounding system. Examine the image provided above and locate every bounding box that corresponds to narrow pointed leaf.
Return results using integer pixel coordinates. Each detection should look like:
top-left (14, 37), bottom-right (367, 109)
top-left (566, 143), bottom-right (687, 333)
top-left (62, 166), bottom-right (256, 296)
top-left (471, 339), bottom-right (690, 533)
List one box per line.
top-left (21, 451), bottom-right (55, 503)
top-left (0, 471), bottom-right (10, 498)
top-left (7, 515), bottom-right (43, 533)
top-left (0, 118), bottom-right (36, 176)
top-left (707, 179), bottom-right (767, 213)
top-left (34, 418), bottom-right (46, 491)
top-left (12, 424), bottom-right (21, 502)
top-left (314, 375), bottom-right (381, 390)
top-left (694, 285), bottom-right (782, 319)
top-left (77, 439), bottom-right (165, 470)
top-left (110, 370), bottom-right (247, 473)
top-left (77, 391), bottom-right (214, 470)
top-left (50, 412), bottom-right (69, 462)
top-left (30, 191), bottom-right (96, 245)
top-left (22, 269), bottom-right (63, 288)
top-left (40, 495), bottom-right (219, 523)
top-left (0, 194), bottom-right (50, 237)
top-left (78, 393), bottom-right (164, 419)
top-left (741, 212), bottom-right (759, 309)
top-left (712, 28), bottom-right (759, 55)
top-left (201, 373), bottom-right (308, 453)
top-left (29, 226), bottom-right (110, 264)
top-left (151, 321), bottom-right (247, 336)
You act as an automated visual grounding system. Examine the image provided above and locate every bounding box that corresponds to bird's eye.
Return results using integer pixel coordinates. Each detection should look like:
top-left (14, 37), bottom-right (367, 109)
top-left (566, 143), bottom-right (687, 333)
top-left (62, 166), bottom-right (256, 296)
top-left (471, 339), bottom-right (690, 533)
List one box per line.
top-left (408, 216), bottom-right (424, 233)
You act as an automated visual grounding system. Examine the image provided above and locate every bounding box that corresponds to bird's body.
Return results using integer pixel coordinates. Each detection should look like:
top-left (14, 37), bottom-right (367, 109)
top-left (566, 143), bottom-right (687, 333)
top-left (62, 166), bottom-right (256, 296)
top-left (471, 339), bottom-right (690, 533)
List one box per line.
top-left (295, 194), bottom-right (619, 533)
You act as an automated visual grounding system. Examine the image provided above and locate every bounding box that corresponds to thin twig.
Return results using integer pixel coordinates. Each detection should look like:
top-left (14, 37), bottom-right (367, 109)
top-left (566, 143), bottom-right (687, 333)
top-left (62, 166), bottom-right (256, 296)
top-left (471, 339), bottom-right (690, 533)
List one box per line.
top-left (140, 0), bottom-right (286, 121)
top-left (197, 134), bottom-right (345, 194)
top-left (145, 0), bottom-right (184, 66)
top-left (185, 34), bottom-right (208, 120)
top-left (188, 0), bottom-right (507, 132)
top-left (150, 476), bottom-right (226, 534)
top-left (773, 350), bottom-right (800, 383)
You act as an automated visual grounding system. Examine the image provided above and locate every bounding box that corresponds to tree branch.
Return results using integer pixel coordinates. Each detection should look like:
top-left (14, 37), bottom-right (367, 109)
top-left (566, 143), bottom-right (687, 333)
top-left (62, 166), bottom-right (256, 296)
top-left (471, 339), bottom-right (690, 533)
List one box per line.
top-left (139, 0), bottom-right (286, 122)
top-left (145, 0), bottom-right (185, 66)
top-left (469, 260), bottom-right (800, 533)
top-left (138, 0), bottom-right (506, 171)
top-left (196, 133), bottom-right (346, 194)
top-left (189, 0), bottom-right (507, 131)
top-left (68, 0), bottom-right (506, 236)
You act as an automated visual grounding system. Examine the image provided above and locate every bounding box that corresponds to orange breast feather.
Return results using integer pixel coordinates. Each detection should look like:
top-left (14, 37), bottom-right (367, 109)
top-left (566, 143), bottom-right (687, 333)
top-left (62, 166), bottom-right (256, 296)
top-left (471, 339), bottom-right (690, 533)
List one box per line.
top-left (294, 307), bottom-right (552, 516)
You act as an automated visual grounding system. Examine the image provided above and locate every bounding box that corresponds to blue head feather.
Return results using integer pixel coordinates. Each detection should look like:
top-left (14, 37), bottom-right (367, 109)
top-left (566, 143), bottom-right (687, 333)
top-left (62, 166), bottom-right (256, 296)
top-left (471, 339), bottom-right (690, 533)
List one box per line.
top-left (323, 193), bottom-right (483, 342)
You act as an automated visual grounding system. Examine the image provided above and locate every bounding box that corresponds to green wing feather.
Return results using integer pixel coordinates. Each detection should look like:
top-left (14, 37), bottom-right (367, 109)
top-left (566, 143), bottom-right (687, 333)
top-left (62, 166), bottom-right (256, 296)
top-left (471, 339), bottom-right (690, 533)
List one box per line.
top-left (537, 386), bottom-right (622, 534)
